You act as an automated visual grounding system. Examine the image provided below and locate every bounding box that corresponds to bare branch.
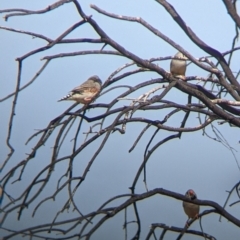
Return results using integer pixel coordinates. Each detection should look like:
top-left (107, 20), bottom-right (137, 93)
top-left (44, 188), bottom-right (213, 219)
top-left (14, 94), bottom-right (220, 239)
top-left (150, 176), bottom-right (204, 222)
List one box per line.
top-left (1, 0), bottom-right (73, 21)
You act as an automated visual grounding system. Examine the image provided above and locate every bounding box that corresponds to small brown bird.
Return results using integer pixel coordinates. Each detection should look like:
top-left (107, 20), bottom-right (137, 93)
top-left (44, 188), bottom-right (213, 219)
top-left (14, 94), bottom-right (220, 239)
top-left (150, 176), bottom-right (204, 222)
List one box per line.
top-left (170, 52), bottom-right (187, 80)
top-left (182, 189), bottom-right (200, 221)
top-left (58, 75), bottom-right (102, 104)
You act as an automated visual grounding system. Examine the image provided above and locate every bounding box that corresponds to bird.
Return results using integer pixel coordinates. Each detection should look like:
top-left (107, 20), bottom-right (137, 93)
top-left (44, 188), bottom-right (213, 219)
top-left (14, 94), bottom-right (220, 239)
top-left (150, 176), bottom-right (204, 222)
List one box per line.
top-left (182, 189), bottom-right (200, 221)
top-left (58, 75), bottom-right (102, 104)
top-left (170, 52), bottom-right (187, 80)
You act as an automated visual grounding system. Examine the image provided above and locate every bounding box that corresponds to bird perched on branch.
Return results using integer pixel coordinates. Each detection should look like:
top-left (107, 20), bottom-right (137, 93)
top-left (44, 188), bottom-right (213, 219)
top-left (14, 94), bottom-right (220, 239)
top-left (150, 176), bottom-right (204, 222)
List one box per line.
top-left (182, 189), bottom-right (200, 223)
top-left (58, 75), bottom-right (102, 104)
top-left (170, 51), bottom-right (187, 80)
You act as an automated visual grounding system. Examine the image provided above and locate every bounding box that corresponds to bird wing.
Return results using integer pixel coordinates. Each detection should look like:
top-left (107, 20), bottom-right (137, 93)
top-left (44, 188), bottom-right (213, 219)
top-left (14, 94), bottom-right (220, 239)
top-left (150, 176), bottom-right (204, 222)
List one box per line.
top-left (71, 84), bottom-right (99, 95)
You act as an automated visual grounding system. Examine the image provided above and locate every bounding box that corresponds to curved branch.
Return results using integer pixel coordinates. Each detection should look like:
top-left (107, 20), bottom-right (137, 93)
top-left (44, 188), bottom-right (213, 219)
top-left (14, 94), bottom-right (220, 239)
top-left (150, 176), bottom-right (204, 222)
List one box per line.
top-left (222, 0), bottom-right (240, 28)
top-left (1, 0), bottom-right (73, 21)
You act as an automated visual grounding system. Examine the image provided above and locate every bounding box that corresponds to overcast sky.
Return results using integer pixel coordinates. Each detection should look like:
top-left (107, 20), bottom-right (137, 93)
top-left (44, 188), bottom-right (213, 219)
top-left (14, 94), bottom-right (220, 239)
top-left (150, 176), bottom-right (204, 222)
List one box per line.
top-left (1, 0), bottom-right (240, 239)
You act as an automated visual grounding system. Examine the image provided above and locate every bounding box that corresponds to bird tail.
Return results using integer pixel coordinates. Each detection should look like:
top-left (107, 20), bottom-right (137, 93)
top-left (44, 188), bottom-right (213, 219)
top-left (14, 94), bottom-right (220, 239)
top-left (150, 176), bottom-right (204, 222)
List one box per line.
top-left (57, 94), bottom-right (72, 102)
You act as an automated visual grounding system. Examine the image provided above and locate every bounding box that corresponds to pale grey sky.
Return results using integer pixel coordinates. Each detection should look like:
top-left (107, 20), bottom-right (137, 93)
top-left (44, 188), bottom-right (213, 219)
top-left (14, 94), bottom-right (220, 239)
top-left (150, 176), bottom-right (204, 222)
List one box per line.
top-left (1, 0), bottom-right (240, 239)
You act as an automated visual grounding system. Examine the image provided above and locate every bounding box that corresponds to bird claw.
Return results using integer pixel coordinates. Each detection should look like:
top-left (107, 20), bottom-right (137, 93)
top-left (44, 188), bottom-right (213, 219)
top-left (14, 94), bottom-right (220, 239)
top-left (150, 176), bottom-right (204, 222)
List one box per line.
top-left (194, 213), bottom-right (199, 219)
top-left (173, 75), bottom-right (186, 80)
top-left (185, 214), bottom-right (199, 228)
top-left (84, 97), bottom-right (93, 102)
